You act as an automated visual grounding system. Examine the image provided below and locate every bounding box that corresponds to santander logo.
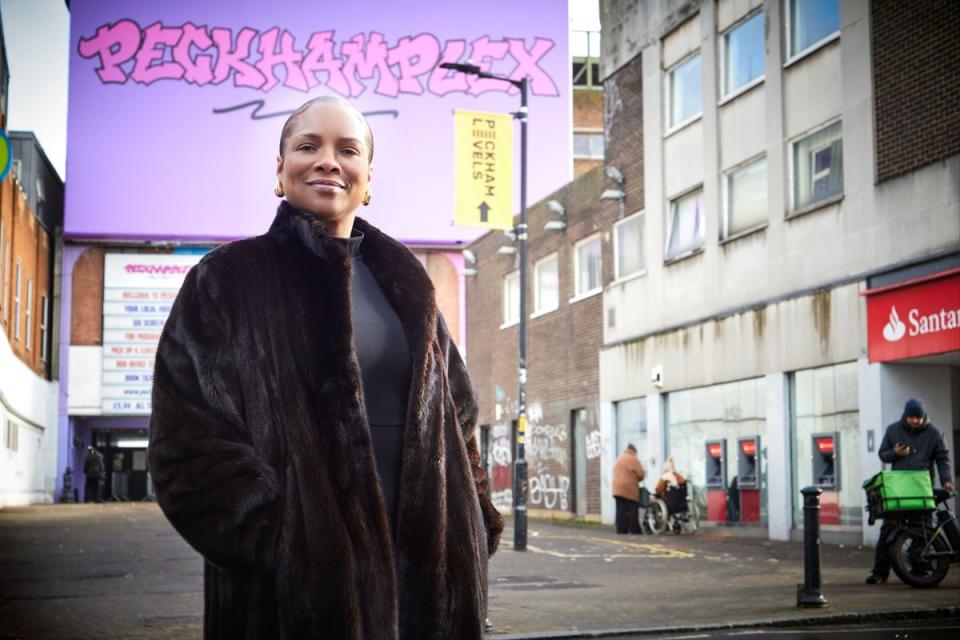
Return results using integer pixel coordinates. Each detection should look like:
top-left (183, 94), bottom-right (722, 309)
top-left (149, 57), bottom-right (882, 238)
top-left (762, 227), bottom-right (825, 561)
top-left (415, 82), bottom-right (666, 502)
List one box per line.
top-left (882, 306), bottom-right (906, 342)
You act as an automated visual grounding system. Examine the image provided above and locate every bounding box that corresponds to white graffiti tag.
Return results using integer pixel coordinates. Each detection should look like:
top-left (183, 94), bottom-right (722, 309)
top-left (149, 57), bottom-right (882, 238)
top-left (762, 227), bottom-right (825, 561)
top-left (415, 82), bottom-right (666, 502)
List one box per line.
top-left (491, 437), bottom-right (512, 466)
top-left (491, 488), bottom-right (513, 509)
top-left (585, 430), bottom-right (602, 460)
top-left (528, 473), bottom-right (570, 510)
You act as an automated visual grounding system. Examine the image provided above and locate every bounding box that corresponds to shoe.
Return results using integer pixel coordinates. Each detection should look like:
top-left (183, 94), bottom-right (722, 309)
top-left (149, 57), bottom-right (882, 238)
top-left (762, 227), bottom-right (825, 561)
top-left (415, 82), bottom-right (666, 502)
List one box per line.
top-left (865, 573), bottom-right (887, 584)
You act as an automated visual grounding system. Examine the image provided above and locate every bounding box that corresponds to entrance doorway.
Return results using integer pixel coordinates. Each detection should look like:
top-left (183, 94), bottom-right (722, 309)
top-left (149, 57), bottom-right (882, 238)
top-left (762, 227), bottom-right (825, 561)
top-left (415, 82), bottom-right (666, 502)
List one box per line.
top-left (93, 429), bottom-right (151, 501)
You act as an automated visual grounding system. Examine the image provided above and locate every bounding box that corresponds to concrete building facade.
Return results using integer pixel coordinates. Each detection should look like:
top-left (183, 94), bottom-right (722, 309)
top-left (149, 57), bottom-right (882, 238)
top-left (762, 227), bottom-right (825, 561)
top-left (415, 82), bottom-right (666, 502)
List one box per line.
top-left (596, 0), bottom-right (959, 543)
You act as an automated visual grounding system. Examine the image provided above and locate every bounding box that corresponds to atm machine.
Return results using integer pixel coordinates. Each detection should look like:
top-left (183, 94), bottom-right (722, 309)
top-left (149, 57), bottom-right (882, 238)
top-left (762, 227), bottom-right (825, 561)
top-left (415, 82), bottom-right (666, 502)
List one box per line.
top-left (737, 436), bottom-right (761, 523)
top-left (705, 439), bottom-right (727, 522)
top-left (812, 432), bottom-right (841, 525)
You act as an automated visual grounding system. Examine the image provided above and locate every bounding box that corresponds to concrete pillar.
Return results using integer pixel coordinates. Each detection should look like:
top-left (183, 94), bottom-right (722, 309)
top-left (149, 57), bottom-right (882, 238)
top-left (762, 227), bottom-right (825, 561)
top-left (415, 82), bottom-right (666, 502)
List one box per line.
top-left (646, 392), bottom-right (665, 487)
top-left (765, 372), bottom-right (791, 541)
top-left (599, 400), bottom-right (615, 525)
top-left (857, 357), bottom-right (883, 546)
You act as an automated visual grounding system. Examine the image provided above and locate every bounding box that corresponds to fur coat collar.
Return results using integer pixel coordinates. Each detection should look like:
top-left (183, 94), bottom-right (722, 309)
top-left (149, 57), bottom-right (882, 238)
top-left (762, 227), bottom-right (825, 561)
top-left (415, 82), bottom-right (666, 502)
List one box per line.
top-left (149, 202), bottom-right (503, 639)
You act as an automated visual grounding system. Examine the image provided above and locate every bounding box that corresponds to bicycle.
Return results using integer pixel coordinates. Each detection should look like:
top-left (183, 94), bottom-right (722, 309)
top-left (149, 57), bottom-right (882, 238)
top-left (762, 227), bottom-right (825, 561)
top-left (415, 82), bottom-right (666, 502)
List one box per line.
top-left (889, 489), bottom-right (960, 588)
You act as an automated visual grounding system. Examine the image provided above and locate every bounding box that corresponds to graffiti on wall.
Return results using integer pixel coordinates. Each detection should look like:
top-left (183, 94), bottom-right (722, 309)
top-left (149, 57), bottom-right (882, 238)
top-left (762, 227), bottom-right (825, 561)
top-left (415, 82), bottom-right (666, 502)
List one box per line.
top-left (585, 429), bottom-right (602, 460)
top-left (529, 472), bottom-right (570, 510)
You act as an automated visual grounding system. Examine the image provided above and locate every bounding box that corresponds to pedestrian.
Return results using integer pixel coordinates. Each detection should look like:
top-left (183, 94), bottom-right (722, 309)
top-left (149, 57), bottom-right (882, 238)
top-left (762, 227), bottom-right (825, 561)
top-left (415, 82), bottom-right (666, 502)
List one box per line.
top-left (866, 398), bottom-right (954, 584)
top-left (82, 445), bottom-right (105, 503)
top-left (612, 444), bottom-right (645, 534)
top-left (148, 96), bottom-right (503, 639)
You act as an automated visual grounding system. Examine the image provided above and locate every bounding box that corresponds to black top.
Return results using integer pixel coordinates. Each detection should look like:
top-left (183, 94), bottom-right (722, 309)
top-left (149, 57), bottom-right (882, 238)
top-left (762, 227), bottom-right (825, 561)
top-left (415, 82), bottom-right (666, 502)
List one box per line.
top-left (332, 232), bottom-right (411, 531)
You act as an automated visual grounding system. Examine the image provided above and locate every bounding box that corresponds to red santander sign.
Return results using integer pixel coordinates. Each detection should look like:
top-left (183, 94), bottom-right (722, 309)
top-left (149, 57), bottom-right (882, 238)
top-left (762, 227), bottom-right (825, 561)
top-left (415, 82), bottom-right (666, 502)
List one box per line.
top-left (862, 269), bottom-right (960, 363)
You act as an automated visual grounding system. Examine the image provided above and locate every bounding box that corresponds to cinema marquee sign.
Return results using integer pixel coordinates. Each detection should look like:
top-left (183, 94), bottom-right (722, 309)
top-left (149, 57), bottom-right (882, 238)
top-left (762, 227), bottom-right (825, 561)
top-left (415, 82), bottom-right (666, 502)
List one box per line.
top-left (862, 269), bottom-right (960, 363)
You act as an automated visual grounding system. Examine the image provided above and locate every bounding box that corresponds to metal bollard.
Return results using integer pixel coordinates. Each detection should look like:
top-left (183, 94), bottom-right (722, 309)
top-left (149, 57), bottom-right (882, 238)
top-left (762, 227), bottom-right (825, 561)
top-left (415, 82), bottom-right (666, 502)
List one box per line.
top-left (797, 486), bottom-right (828, 607)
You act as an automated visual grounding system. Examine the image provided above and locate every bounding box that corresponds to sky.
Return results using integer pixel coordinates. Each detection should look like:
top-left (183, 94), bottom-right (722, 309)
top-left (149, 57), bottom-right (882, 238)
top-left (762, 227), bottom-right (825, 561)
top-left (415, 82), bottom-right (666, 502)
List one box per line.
top-left (1, 0), bottom-right (600, 182)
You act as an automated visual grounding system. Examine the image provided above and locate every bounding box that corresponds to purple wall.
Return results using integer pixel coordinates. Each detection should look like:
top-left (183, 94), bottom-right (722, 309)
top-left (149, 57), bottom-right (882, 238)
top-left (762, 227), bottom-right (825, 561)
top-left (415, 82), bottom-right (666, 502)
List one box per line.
top-left (66, 0), bottom-right (571, 244)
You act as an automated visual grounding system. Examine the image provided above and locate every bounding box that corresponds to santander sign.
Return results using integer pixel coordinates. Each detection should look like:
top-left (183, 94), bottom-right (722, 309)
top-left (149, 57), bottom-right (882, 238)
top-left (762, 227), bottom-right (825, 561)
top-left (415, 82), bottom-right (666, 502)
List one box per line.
top-left (864, 269), bottom-right (960, 363)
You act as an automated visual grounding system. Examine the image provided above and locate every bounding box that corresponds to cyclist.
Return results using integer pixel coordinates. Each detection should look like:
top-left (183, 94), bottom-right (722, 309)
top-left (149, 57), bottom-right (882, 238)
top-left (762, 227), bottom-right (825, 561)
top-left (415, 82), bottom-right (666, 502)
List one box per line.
top-left (867, 398), bottom-right (954, 584)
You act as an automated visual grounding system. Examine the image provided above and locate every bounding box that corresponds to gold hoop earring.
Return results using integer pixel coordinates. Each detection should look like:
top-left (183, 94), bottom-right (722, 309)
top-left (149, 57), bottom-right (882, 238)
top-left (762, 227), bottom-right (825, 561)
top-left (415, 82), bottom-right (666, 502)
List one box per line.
top-left (274, 181), bottom-right (285, 198)
top-left (362, 191), bottom-right (371, 206)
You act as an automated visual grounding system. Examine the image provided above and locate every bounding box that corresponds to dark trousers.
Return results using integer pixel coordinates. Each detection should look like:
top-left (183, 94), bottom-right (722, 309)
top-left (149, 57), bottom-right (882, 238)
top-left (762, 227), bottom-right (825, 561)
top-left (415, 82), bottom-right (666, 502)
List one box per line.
top-left (84, 477), bottom-right (104, 503)
top-left (872, 519), bottom-right (896, 577)
top-left (614, 496), bottom-right (641, 534)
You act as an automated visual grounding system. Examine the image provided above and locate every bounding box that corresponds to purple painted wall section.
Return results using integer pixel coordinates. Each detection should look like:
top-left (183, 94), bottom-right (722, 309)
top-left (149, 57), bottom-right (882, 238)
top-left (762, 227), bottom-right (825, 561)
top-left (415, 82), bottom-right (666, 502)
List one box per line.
top-left (65, 0), bottom-right (571, 244)
top-left (56, 245), bottom-right (83, 501)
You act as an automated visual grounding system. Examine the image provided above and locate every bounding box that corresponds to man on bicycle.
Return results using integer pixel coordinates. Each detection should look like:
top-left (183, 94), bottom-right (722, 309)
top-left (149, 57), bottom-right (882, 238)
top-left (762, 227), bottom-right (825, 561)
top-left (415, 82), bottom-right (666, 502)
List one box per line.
top-left (867, 398), bottom-right (954, 584)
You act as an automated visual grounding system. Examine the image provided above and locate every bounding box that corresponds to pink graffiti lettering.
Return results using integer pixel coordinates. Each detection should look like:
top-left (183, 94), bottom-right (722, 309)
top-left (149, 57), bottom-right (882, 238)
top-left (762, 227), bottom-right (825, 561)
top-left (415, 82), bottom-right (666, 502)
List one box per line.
top-left (301, 31), bottom-right (350, 95)
top-left (506, 38), bottom-right (559, 96)
top-left (211, 27), bottom-right (266, 89)
top-left (77, 23), bottom-right (559, 98)
top-left (173, 22), bottom-right (215, 86)
top-left (131, 22), bottom-right (185, 85)
top-left (340, 32), bottom-right (398, 97)
top-left (77, 19), bottom-right (141, 84)
top-left (427, 40), bottom-right (469, 96)
top-left (256, 28), bottom-right (309, 92)
top-left (387, 34), bottom-right (441, 95)
top-left (466, 36), bottom-right (510, 96)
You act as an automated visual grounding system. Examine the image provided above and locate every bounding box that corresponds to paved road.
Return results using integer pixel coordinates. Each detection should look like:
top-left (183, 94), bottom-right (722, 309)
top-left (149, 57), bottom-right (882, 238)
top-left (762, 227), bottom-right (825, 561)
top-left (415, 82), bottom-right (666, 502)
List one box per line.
top-left (639, 621), bottom-right (960, 639)
top-left (0, 505), bottom-right (957, 639)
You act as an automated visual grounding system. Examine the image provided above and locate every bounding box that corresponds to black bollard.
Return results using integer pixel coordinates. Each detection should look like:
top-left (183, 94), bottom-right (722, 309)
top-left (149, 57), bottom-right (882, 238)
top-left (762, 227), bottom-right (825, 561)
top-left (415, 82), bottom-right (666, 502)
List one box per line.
top-left (59, 467), bottom-right (76, 503)
top-left (797, 486), bottom-right (828, 607)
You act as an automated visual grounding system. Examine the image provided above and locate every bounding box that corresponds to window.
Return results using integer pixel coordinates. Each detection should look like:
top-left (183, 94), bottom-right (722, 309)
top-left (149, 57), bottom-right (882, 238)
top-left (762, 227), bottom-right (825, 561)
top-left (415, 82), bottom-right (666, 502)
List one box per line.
top-left (722, 11), bottom-right (765, 99)
top-left (502, 271), bottom-right (520, 326)
top-left (614, 212), bottom-right (645, 279)
top-left (572, 59), bottom-right (602, 88)
top-left (13, 262), bottom-right (22, 340)
top-left (573, 132), bottom-right (604, 159)
top-left (791, 121), bottom-right (843, 211)
top-left (25, 280), bottom-right (33, 351)
top-left (36, 178), bottom-right (46, 221)
top-left (573, 235), bottom-right (602, 298)
top-left (40, 294), bottom-right (49, 363)
top-left (723, 157), bottom-right (767, 237)
top-left (615, 397), bottom-right (647, 459)
top-left (665, 188), bottom-right (705, 261)
top-left (667, 53), bottom-right (702, 130)
top-left (787, 0), bottom-right (840, 59)
top-left (533, 254), bottom-right (559, 315)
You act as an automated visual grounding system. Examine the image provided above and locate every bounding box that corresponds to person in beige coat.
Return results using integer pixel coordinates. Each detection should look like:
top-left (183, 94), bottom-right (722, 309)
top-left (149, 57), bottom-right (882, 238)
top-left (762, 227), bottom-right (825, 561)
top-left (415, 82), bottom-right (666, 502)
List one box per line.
top-left (612, 444), bottom-right (646, 534)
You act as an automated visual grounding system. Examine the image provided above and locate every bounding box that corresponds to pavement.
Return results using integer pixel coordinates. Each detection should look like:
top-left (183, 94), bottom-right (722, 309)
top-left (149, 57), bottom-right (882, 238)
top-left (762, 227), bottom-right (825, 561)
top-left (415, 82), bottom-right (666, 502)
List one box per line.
top-left (0, 504), bottom-right (957, 640)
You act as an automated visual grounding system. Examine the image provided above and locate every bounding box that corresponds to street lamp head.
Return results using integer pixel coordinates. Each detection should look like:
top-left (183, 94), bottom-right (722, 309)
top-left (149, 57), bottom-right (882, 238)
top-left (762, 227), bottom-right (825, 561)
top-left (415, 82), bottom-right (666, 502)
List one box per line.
top-left (544, 220), bottom-right (566, 231)
top-left (439, 61), bottom-right (482, 75)
top-left (605, 165), bottom-right (625, 184)
top-left (601, 189), bottom-right (625, 200)
top-left (546, 200), bottom-right (565, 216)
top-left (464, 267), bottom-right (478, 277)
top-left (463, 249), bottom-right (477, 265)
top-left (497, 246), bottom-right (517, 255)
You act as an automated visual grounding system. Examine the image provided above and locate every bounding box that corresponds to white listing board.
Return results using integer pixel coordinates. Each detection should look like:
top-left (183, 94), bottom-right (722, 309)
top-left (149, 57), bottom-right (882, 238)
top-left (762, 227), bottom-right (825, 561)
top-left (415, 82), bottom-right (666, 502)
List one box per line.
top-left (101, 253), bottom-right (204, 414)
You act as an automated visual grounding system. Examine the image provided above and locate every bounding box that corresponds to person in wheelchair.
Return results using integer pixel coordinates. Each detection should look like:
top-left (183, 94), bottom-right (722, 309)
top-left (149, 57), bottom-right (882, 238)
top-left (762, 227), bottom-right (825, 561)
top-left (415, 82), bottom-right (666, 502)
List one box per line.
top-left (656, 457), bottom-right (690, 521)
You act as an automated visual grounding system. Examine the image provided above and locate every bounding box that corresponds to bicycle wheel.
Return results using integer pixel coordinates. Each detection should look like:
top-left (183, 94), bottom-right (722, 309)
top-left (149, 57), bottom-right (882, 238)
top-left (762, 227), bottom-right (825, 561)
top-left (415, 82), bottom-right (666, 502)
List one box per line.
top-left (890, 526), bottom-right (951, 588)
top-left (646, 499), bottom-right (668, 534)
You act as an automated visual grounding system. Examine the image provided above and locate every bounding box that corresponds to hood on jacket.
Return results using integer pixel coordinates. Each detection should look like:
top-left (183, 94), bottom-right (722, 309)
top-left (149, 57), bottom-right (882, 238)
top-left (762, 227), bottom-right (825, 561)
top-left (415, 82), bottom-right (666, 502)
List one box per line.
top-left (901, 398), bottom-right (928, 429)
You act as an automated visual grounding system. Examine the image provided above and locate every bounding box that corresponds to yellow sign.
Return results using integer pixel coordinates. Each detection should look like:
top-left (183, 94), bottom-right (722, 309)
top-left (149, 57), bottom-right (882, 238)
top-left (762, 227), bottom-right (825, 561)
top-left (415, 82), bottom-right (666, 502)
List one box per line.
top-left (453, 110), bottom-right (514, 229)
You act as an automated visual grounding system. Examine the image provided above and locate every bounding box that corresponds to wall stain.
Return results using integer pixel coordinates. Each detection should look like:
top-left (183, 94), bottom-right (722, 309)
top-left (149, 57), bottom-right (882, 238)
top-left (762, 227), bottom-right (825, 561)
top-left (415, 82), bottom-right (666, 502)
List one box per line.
top-left (811, 290), bottom-right (832, 352)
top-left (752, 306), bottom-right (766, 338)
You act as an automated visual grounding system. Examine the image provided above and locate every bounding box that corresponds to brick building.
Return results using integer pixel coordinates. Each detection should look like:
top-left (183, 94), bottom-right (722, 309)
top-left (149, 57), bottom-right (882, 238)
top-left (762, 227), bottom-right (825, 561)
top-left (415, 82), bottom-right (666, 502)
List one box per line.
top-left (0, 15), bottom-right (65, 506)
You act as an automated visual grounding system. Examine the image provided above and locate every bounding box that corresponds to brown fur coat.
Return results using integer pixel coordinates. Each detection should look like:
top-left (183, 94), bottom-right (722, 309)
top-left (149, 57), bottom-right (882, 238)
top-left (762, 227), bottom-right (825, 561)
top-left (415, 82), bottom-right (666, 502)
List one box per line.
top-left (148, 202), bottom-right (503, 639)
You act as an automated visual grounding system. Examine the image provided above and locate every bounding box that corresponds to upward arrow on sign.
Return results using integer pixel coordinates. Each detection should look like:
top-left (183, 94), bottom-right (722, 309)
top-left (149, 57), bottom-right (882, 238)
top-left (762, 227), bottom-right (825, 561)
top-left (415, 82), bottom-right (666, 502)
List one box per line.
top-left (478, 201), bottom-right (490, 222)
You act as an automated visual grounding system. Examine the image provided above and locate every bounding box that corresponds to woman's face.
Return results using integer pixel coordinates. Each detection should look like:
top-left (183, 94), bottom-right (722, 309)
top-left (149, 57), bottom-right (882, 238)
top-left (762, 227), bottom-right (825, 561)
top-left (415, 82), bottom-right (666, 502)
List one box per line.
top-left (276, 102), bottom-right (372, 227)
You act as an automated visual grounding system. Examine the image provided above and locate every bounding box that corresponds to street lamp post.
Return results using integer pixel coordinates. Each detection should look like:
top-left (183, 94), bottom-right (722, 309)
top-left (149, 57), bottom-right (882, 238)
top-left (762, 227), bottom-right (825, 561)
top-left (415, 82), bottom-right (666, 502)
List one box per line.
top-left (440, 62), bottom-right (529, 551)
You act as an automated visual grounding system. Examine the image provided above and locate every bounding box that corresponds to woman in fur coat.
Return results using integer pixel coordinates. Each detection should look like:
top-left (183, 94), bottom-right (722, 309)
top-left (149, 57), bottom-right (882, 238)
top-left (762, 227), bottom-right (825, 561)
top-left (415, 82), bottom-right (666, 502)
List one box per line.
top-left (148, 96), bottom-right (503, 639)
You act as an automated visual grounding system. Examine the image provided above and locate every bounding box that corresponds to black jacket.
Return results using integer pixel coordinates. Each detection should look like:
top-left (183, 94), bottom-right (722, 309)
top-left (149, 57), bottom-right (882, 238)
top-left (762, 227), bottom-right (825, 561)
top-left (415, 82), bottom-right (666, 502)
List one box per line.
top-left (149, 203), bottom-right (503, 639)
top-left (878, 412), bottom-right (952, 486)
